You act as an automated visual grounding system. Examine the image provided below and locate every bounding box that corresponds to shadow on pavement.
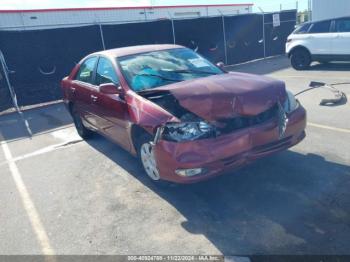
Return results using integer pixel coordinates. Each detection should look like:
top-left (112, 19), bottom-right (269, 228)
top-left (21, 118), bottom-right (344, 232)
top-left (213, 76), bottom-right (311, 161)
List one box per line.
top-left (227, 56), bottom-right (350, 75)
top-left (226, 56), bottom-right (291, 75)
top-left (0, 103), bottom-right (72, 142)
top-left (308, 62), bottom-right (350, 72)
top-left (87, 134), bottom-right (350, 255)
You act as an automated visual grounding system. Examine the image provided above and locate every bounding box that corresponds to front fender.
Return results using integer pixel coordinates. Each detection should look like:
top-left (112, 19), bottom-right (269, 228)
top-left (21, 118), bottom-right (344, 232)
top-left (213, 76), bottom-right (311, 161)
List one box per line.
top-left (125, 91), bottom-right (178, 134)
top-left (286, 42), bottom-right (311, 57)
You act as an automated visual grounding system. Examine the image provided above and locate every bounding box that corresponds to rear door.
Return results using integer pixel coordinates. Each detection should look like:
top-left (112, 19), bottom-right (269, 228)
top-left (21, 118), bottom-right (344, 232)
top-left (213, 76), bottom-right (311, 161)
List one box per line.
top-left (89, 56), bottom-right (131, 151)
top-left (332, 17), bottom-right (350, 56)
top-left (306, 20), bottom-right (333, 55)
top-left (71, 56), bottom-right (98, 127)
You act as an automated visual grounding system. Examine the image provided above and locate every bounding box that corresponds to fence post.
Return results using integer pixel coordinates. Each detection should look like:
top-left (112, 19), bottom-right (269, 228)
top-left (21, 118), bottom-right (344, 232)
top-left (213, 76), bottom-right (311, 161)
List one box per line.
top-left (144, 8), bottom-right (147, 21)
top-left (168, 12), bottom-right (176, 44)
top-left (0, 50), bottom-right (32, 137)
top-left (258, 7), bottom-right (266, 59)
top-left (218, 9), bottom-right (228, 65)
top-left (99, 23), bottom-right (106, 50)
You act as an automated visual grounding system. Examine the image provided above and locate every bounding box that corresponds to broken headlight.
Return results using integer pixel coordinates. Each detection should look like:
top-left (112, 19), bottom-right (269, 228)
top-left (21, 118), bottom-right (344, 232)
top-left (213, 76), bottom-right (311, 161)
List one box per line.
top-left (162, 121), bottom-right (216, 142)
top-left (284, 90), bottom-right (299, 113)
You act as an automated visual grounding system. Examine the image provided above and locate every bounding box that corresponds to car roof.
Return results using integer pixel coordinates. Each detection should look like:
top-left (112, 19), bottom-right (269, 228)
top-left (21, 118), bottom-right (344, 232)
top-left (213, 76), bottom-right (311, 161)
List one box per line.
top-left (302, 16), bottom-right (350, 25)
top-left (91, 44), bottom-right (185, 59)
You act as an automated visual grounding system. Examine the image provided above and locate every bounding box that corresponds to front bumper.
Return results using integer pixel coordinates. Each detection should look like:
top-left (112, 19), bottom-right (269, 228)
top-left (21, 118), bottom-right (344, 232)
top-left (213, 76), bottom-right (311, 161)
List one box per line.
top-left (153, 105), bottom-right (307, 184)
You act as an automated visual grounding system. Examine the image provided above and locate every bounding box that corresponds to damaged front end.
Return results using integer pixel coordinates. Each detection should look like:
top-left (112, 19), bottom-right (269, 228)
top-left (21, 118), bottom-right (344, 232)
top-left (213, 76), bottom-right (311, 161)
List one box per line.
top-left (134, 74), bottom-right (306, 183)
top-left (145, 89), bottom-right (298, 144)
top-left (161, 121), bottom-right (216, 142)
top-left (140, 90), bottom-right (218, 143)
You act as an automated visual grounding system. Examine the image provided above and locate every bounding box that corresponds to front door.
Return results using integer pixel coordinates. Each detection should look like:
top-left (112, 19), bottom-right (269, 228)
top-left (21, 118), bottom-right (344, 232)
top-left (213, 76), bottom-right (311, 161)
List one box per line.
top-left (89, 56), bottom-right (131, 151)
top-left (307, 19), bottom-right (333, 55)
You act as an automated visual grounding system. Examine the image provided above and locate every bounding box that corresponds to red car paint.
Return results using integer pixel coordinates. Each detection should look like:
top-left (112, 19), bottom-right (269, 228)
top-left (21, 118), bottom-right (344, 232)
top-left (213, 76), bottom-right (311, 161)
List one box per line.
top-left (61, 44), bottom-right (306, 184)
top-left (140, 72), bottom-right (287, 121)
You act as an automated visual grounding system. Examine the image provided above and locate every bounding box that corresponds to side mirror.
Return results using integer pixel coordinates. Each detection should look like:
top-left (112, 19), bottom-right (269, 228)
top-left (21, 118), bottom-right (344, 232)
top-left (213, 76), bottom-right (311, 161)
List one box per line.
top-left (99, 83), bottom-right (123, 95)
top-left (216, 62), bottom-right (225, 69)
top-left (216, 61), bottom-right (228, 73)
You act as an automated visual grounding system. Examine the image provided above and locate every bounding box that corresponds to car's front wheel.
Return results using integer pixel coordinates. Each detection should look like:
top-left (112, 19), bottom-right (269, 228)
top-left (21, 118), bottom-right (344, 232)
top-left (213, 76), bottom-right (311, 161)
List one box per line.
top-left (140, 142), bottom-right (161, 181)
top-left (136, 133), bottom-right (164, 183)
top-left (290, 49), bottom-right (311, 70)
top-left (71, 105), bottom-right (93, 139)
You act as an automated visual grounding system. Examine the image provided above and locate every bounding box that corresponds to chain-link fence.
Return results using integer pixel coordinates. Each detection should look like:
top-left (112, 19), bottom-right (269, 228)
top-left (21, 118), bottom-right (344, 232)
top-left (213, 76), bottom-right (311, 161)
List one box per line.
top-left (0, 50), bottom-right (14, 112)
top-left (0, 9), bottom-right (297, 110)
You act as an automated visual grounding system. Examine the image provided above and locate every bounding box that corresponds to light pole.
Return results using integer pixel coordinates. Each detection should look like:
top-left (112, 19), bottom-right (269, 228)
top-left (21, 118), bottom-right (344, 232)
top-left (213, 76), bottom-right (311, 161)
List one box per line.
top-left (308, 0), bottom-right (312, 21)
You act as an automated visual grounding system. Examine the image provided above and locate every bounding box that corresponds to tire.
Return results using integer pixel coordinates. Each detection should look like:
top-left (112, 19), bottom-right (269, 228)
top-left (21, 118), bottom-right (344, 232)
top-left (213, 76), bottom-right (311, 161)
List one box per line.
top-left (136, 133), bottom-right (169, 185)
top-left (290, 49), bottom-right (311, 70)
top-left (71, 105), bottom-right (93, 139)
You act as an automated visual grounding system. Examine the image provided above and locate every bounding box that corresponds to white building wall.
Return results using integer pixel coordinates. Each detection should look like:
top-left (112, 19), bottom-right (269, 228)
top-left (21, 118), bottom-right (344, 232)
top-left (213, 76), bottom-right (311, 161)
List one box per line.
top-left (0, 5), bottom-right (252, 30)
top-left (312, 0), bottom-right (350, 21)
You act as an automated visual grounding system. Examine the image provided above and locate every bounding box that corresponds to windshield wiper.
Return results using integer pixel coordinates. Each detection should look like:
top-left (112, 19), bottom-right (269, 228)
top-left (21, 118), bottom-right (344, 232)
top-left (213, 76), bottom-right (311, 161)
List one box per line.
top-left (136, 73), bottom-right (180, 82)
top-left (169, 69), bottom-right (219, 75)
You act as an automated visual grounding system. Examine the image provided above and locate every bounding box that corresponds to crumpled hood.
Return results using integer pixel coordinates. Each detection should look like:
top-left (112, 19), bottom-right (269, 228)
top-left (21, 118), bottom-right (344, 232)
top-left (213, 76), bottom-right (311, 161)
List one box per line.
top-left (154, 72), bottom-right (287, 121)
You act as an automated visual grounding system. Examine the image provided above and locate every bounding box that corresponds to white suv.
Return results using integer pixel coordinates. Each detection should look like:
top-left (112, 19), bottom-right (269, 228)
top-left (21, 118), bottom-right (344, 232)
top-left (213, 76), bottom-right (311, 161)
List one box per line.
top-left (286, 17), bottom-right (350, 70)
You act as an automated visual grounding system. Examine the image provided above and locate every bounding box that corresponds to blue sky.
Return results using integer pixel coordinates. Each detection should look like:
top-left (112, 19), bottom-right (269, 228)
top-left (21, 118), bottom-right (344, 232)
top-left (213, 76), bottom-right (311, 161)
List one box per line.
top-left (0, 0), bottom-right (308, 12)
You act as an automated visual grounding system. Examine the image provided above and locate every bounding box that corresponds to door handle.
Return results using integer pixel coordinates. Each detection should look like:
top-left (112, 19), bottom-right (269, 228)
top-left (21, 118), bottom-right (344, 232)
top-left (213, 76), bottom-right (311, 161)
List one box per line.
top-left (91, 95), bottom-right (98, 102)
top-left (70, 87), bottom-right (76, 93)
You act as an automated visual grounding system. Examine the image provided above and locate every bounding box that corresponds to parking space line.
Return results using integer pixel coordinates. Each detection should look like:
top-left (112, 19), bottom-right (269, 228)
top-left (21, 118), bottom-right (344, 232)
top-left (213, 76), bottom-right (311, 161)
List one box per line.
top-left (308, 122), bottom-right (350, 134)
top-left (272, 75), bottom-right (350, 79)
top-left (13, 139), bottom-right (83, 163)
top-left (0, 140), bottom-right (55, 256)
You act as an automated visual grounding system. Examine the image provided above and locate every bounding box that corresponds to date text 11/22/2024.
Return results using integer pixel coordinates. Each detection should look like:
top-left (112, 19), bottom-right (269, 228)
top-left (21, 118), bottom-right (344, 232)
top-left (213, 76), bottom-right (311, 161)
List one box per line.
top-left (127, 255), bottom-right (223, 261)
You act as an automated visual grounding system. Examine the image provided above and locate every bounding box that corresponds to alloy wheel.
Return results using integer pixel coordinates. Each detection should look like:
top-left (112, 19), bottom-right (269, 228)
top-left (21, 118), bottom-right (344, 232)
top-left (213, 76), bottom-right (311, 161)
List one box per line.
top-left (140, 142), bottom-right (160, 181)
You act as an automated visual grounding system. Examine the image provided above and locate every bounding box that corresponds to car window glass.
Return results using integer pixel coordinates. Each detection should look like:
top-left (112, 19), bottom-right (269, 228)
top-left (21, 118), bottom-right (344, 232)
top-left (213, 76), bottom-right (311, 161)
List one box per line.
top-left (118, 48), bottom-right (223, 92)
top-left (293, 23), bottom-right (311, 34)
top-left (335, 18), bottom-right (350, 32)
top-left (75, 57), bottom-right (97, 84)
top-left (95, 57), bottom-right (119, 86)
top-left (309, 20), bottom-right (331, 33)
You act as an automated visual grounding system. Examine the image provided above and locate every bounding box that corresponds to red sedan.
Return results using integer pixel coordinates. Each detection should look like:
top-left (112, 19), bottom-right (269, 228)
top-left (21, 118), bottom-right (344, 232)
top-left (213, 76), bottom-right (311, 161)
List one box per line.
top-left (61, 44), bottom-right (306, 184)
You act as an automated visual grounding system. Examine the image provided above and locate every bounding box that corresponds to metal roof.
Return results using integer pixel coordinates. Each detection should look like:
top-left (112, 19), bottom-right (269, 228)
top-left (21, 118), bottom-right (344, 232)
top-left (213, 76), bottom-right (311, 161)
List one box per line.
top-left (0, 3), bottom-right (254, 13)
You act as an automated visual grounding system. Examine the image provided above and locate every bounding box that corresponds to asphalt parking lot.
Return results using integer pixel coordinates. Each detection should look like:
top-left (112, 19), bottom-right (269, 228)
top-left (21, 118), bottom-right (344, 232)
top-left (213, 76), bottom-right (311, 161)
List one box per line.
top-left (1, 56), bottom-right (349, 256)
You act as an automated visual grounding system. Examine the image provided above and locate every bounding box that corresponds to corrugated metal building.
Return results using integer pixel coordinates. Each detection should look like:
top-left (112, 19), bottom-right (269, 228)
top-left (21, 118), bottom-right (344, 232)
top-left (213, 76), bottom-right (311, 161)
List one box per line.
top-left (312, 0), bottom-right (350, 21)
top-left (0, 3), bottom-right (253, 30)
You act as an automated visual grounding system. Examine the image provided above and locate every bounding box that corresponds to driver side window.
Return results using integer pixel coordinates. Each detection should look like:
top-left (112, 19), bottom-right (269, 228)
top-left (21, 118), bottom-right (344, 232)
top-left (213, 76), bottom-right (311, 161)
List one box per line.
top-left (95, 57), bottom-right (119, 86)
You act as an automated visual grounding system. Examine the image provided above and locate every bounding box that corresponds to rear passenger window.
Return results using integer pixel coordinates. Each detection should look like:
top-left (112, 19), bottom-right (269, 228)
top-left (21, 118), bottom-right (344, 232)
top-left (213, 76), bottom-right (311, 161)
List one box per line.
top-left (75, 57), bottom-right (97, 84)
top-left (335, 18), bottom-right (350, 32)
top-left (309, 20), bottom-right (331, 33)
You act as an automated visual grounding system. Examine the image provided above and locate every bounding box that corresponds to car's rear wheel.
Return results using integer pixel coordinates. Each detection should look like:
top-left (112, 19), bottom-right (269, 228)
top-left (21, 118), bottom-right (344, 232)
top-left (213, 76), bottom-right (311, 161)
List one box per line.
top-left (71, 105), bottom-right (93, 139)
top-left (290, 49), bottom-right (311, 70)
